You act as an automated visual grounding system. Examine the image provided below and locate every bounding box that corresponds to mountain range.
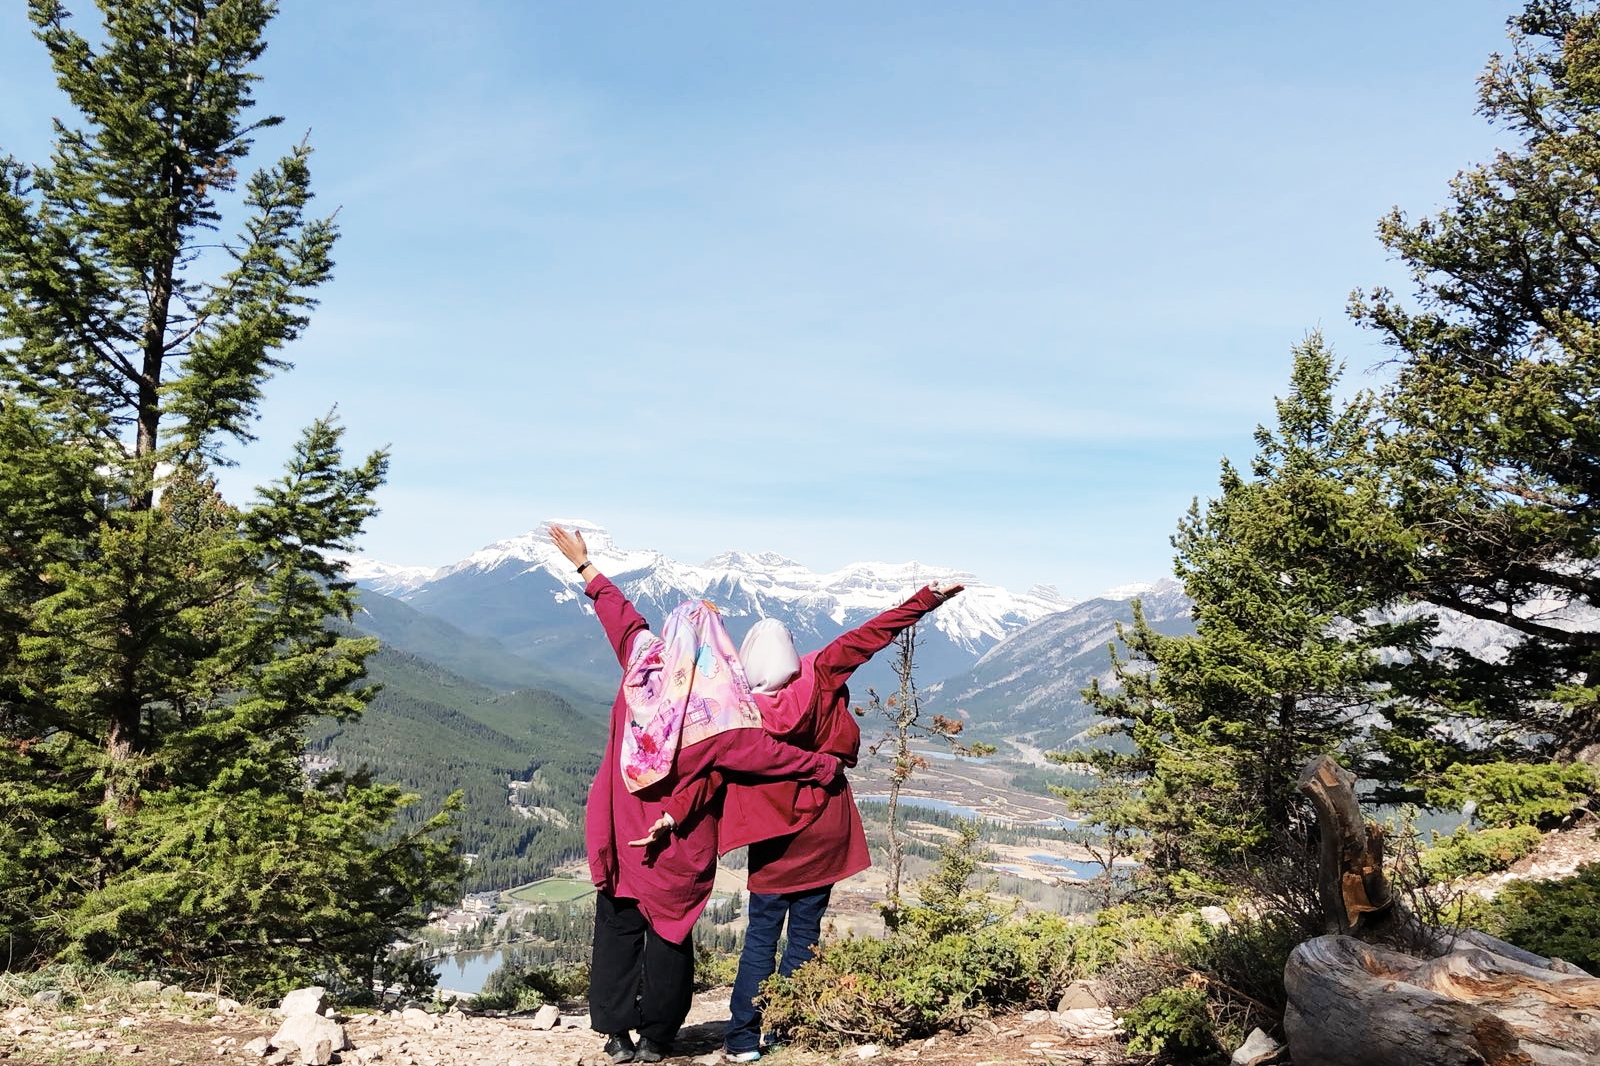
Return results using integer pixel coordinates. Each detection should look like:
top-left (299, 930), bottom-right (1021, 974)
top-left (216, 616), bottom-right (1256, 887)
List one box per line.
top-left (323, 521), bottom-right (1162, 889)
top-left (337, 521), bottom-right (1088, 708)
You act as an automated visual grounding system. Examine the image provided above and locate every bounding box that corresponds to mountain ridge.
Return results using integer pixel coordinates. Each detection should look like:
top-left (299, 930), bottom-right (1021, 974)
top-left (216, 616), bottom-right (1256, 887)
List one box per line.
top-left (332, 520), bottom-right (1097, 695)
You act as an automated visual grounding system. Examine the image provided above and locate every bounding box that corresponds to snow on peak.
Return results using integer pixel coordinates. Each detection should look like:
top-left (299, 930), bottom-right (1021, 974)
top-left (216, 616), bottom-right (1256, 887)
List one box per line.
top-left (703, 550), bottom-right (803, 570)
top-left (1099, 580), bottom-right (1155, 601)
top-left (433, 521), bottom-right (662, 582)
top-left (344, 520), bottom-right (1087, 644)
top-left (326, 550), bottom-right (440, 596)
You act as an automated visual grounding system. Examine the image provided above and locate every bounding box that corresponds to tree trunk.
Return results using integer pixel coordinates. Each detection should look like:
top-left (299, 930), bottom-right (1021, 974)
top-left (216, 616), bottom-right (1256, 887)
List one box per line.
top-left (1284, 934), bottom-right (1600, 1066)
top-left (1284, 754), bottom-right (1600, 1066)
top-left (1295, 754), bottom-right (1405, 938)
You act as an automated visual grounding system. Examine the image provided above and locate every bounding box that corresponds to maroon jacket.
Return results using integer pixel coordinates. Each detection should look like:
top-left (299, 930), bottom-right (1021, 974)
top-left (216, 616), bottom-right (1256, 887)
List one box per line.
top-left (665, 586), bottom-right (950, 894)
top-left (583, 574), bottom-right (837, 943)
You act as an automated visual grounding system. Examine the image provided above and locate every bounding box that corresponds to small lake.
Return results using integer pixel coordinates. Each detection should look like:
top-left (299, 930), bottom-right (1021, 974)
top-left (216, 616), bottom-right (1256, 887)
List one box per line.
top-left (858, 795), bottom-right (982, 819)
top-left (433, 949), bottom-right (505, 995)
top-left (1024, 853), bottom-right (1111, 881)
top-left (1028, 815), bottom-right (1082, 830)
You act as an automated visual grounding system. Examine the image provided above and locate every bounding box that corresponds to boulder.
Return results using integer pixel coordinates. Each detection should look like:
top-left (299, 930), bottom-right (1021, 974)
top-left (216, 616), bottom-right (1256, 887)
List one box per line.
top-left (1054, 979), bottom-right (1107, 1011)
top-left (278, 987), bottom-right (328, 1018)
top-left (270, 1012), bottom-right (348, 1066)
top-left (400, 1006), bottom-right (437, 1030)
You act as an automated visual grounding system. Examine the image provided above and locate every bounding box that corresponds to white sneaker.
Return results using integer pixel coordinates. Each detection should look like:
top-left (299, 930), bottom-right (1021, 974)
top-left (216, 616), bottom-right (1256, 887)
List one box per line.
top-left (725, 1051), bottom-right (761, 1063)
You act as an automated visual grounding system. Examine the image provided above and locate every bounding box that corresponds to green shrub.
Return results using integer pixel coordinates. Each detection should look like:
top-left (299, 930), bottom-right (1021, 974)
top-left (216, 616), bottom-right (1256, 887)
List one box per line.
top-left (1092, 909), bottom-right (1299, 1058)
top-left (470, 960), bottom-right (588, 1013)
top-left (761, 911), bottom-right (1081, 1048)
top-left (1419, 825), bottom-right (1543, 882)
top-left (1425, 762), bottom-right (1599, 829)
top-left (694, 945), bottom-right (740, 991)
top-left (1064, 904), bottom-right (1207, 979)
top-left (1181, 912), bottom-right (1299, 1049)
top-left (1122, 984), bottom-right (1220, 1062)
top-left (1478, 862), bottom-right (1600, 974)
top-left (893, 823), bottom-right (1003, 940)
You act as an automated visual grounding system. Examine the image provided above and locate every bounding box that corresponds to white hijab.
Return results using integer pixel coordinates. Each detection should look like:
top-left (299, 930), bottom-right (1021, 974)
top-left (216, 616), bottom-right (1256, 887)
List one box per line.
top-left (739, 618), bottom-right (801, 694)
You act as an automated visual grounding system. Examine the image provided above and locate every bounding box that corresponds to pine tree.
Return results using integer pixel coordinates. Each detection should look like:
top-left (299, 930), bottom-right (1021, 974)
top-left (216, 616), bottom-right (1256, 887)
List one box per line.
top-left (1075, 336), bottom-right (1423, 885)
top-left (0, 0), bottom-right (460, 996)
top-left (1351, 0), bottom-right (1600, 762)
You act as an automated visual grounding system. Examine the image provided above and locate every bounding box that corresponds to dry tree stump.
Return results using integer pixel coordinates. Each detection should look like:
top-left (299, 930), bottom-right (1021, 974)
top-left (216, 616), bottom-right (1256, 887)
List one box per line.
top-left (1282, 755), bottom-right (1600, 1066)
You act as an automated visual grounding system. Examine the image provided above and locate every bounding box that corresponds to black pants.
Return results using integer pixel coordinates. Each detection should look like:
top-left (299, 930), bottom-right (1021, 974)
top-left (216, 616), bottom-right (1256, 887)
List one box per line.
top-left (589, 891), bottom-right (695, 1043)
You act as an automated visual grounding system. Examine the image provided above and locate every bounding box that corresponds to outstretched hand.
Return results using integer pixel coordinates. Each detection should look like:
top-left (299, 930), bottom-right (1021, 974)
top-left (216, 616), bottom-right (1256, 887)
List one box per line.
top-left (930, 582), bottom-right (965, 602)
top-left (548, 524), bottom-right (589, 568)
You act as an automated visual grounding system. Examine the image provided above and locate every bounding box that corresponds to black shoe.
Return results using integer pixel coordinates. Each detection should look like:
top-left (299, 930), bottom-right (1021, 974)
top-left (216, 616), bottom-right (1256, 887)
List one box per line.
top-left (635, 1035), bottom-right (672, 1062)
top-left (604, 1032), bottom-right (637, 1063)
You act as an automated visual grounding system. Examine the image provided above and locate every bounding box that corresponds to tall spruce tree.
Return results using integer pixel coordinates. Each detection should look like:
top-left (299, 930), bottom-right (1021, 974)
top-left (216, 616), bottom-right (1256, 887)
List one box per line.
top-left (1077, 336), bottom-right (1423, 885)
top-left (0, 0), bottom-right (460, 996)
top-left (1352, 0), bottom-right (1600, 764)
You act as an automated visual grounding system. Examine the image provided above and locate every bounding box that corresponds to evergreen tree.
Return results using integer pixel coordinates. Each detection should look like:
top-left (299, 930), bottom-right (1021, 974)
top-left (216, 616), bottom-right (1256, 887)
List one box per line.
top-left (1352, 0), bottom-right (1600, 763)
top-left (1075, 336), bottom-right (1422, 885)
top-left (0, 0), bottom-right (460, 996)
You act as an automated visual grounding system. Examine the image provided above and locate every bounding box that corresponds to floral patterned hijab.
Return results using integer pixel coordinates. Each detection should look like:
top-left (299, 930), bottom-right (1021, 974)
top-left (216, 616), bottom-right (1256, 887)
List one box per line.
top-left (619, 599), bottom-right (763, 792)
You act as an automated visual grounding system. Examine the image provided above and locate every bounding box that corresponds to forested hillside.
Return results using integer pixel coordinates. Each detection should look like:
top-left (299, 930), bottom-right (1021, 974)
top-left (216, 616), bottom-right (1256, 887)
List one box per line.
top-left (305, 645), bottom-right (602, 892)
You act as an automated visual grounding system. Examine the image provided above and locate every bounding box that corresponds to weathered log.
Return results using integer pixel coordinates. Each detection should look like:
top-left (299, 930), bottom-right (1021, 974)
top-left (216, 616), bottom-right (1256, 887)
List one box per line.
top-left (1284, 755), bottom-right (1600, 1066)
top-left (1284, 934), bottom-right (1600, 1066)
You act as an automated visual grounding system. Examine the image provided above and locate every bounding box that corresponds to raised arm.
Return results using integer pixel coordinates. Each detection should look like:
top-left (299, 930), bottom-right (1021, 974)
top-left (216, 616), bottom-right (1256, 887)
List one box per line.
top-left (549, 523), bottom-right (648, 667)
top-left (811, 583), bottom-right (964, 695)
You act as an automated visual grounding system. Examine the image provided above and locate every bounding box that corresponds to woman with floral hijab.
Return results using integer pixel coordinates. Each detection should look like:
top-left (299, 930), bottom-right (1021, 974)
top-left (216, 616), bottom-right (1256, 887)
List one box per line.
top-left (548, 525), bottom-right (841, 1064)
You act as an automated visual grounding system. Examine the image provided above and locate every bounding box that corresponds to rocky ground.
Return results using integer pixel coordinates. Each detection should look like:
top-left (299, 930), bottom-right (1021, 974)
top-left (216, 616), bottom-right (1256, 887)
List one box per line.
top-left (0, 986), bottom-right (1124, 1066)
top-left (9, 822), bottom-right (1594, 1066)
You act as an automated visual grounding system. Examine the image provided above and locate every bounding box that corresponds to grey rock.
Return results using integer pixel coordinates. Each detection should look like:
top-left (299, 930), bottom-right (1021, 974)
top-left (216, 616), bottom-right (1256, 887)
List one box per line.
top-left (31, 990), bottom-right (63, 1008)
top-left (279, 987), bottom-right (329, 1018)
top-left (529, 1003), bottom-right (561, 1031)
top-left (131, 981), bottom-right (165, 997)
top-left (1054, 979), bottom-right (1107, 1011)
top-left (1231, 1026), bottom-right (1284, 1066)
top-left (1053, 1007), bottom-right (1121, 1041)
top-left (271, 1012), bottom-right (349, 1066)
top-left (400, 1007), bottom-right (436, 1031)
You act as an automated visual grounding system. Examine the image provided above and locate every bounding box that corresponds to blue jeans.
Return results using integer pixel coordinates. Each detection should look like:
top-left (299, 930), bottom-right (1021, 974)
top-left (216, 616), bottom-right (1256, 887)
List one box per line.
top-left (725, 886), bottom-right (832, 1054)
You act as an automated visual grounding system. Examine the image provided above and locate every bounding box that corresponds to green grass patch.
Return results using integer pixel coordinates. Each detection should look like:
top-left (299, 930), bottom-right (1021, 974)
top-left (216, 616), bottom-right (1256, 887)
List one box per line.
top-left (506, 878), bottom-right (596, 904)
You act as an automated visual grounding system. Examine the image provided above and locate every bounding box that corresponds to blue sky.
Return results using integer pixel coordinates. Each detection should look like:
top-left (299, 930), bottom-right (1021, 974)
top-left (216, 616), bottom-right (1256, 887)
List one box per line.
top-left (1, 2), bottom-right (1519, 600)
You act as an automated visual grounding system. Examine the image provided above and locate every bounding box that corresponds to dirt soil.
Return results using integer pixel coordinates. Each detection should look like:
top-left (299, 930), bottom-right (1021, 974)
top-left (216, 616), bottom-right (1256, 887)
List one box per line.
top-left (0, 991), bottom-right (1122, 1066)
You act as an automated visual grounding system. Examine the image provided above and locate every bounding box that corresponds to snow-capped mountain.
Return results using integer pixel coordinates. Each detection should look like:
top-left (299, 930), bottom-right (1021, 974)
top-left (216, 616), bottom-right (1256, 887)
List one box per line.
top-left (919, 573), bottom-right (1589, 754)
top-left (924, 578), bottom-right (1196, 750)
top-left (339, 521), bottom-right (1077, 696)
top-left (327, 551), bottom-right (442, 597)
